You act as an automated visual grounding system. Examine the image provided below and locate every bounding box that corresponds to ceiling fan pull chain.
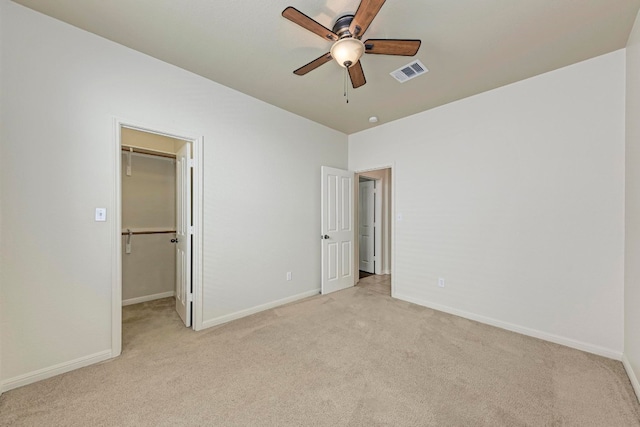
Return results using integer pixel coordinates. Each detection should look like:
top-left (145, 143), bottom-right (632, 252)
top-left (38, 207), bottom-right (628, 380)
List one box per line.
top-left (343, 67), bottom-right (347, 100)
top-left (344, 67), bottom-right (349, 104)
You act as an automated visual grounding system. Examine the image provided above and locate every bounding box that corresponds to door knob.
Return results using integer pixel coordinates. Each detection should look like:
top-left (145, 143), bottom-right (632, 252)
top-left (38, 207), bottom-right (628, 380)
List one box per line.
top-left (171, 238), bottom-right (179, 243)
top-left (321, 235), bottom-right (330, 240)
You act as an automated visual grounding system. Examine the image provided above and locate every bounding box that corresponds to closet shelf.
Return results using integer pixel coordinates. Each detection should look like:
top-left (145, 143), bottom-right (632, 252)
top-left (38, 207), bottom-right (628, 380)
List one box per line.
top-left (121, 228), bottom-right (176, 236)
top-left (121, 144), bottom-right (176, 159)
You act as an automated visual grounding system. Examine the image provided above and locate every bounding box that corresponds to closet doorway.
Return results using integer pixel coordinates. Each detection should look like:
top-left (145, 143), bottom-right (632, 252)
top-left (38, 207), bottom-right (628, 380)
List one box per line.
top-left (112, 121), bottom-right (203, 357)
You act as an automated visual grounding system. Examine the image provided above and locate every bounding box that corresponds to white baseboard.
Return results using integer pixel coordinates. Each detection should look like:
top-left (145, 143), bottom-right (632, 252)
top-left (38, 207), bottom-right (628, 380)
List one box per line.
top-left (623, 354), bottom-right (640, 403)
top-left (0, 350), bottom-right (113, 393)
top-left (200, 289), bottom-right (320, 331)
top-left (122, 291), bottom-right (174, 306)
top-left (394, 293), bottom-right (622, 360)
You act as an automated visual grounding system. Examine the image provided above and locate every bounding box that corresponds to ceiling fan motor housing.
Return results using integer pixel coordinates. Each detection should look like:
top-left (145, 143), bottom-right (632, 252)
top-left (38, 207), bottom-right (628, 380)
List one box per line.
top-left (330, 15), bottom-right (365, 68)
top-left (283, 0), bottom-right (421, 89)
top-left (333, 15), bottom-right (355, 38)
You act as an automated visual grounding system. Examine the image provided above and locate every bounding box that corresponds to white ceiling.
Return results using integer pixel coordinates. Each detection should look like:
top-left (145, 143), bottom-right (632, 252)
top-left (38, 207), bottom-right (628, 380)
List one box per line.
top-left (12, 0), bottom-right (640, 134)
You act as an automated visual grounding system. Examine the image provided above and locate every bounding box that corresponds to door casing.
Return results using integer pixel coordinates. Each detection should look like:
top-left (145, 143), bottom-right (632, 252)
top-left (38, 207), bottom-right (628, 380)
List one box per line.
top-left (112, 118), bottom-right (204, 358)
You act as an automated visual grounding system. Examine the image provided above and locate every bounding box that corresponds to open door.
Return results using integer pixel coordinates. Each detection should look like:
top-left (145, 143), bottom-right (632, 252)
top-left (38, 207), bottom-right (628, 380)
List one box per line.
top-left (175, 142), bottom-right (192, 326)
top-left (321, 166), bottom-right (355, 294)
top-left (359, 180), bottom-right (375, 273)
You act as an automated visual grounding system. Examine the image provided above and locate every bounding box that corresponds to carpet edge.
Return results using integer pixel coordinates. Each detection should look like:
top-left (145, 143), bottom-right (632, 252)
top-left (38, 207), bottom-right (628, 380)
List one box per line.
top-left (0, 349), bottom-right (112, 393)
top-left (199, 288), bottom-right (321, 331)
top-left (394, 292), bottom-right (623, 360)
top-left (623, 354), bottom-right (640, 404)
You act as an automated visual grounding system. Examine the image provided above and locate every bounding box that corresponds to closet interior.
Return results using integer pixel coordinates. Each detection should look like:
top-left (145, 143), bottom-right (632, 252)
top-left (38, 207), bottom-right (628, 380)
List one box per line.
top-left (121, 128), bottom-right (185, 306)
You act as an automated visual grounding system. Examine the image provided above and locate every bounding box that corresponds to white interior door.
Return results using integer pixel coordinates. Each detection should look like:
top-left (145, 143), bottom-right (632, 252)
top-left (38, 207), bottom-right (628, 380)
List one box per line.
top-left (359, 180), bottom-right (375, 273)
top-left (175, 143), bottom-right (192, 327)
top-left (321, 166), bottom-right (354, 294)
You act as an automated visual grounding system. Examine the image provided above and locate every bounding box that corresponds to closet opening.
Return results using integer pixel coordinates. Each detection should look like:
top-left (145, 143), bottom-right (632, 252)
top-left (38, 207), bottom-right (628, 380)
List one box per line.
top-left (112, 120), bottom-right (203, 357)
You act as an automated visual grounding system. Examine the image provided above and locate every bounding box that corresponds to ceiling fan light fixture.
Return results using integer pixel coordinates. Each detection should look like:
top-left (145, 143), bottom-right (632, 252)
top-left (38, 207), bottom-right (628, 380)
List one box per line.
top-left (330, 38), bottom-right (365, 68)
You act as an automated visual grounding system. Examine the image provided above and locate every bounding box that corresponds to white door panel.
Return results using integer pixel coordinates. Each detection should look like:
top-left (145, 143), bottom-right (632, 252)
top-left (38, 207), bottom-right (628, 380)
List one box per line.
top-left (359, 180), bottom-right (375, 273)
top-left (175, 143), bottom-right (191, 327)
top-left (321, 166), bottom-right (354, 294)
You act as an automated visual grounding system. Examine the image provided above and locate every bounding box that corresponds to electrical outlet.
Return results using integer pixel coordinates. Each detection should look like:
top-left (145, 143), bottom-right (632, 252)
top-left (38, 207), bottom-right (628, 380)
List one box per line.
top-left (438, 277), bottom-right (445, 288)
top-left (286, 272), bottom-right (292, 281)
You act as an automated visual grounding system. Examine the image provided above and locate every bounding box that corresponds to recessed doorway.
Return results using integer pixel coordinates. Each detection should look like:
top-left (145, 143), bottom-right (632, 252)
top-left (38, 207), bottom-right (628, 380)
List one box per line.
top-left (112, 119), bottom-right (203, 357)
top-left (355, 167), bottom-right (392, 296)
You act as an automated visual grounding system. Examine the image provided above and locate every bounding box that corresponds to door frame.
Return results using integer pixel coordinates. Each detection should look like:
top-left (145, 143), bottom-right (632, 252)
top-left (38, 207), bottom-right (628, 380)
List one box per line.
top-left (354, 165), bottom-right (395, 296)
top-left (111, 117), bottom-right (204, 358)
top-left (373, 178), bottom-right (383, 275)
top-left (358, 177), bottom-right (379, 274)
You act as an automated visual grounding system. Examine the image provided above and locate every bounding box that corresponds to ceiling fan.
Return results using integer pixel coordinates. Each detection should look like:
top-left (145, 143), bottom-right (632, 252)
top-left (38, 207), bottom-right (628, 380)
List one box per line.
top-left (282, 0), bottom-right (421, 89)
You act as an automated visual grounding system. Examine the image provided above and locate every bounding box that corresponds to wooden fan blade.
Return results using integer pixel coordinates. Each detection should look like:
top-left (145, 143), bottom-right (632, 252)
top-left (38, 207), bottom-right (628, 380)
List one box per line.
top-left (282, 7), bottom-right (338, 41)
top-left (293, 52), bottom-right (333, 75)
top-left (348, 61), bottom-right (366, 88)
top-left (349, 0), bottom-right (386, 38)
top-left (364, 39), bottom-right (421, 56)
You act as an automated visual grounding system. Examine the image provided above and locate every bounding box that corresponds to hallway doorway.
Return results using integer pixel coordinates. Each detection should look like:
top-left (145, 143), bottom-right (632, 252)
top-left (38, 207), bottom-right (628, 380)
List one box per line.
top-left (355, 167), bottom-right (393, 295)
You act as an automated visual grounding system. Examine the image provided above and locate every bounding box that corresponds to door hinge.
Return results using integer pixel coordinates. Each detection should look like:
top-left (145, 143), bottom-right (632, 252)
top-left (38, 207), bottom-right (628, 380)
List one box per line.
top-left (188, 225), bottom-right (194, 235)
top-left (187, 293), bottom-right (193, 303)
top-left (188, 159), bottom-right (195, 168)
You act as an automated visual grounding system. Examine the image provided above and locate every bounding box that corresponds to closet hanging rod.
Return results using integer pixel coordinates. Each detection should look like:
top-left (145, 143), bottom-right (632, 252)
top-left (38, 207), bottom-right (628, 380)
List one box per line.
top-left (121, 229), bottom-right (176, 236)
top-left (121, 145), bottom-right (176, 159)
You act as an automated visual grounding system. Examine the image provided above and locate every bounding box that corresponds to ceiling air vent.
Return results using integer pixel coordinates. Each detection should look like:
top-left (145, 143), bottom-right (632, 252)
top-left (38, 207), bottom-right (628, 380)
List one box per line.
top-left (390, 60), bottom-right (428, 83)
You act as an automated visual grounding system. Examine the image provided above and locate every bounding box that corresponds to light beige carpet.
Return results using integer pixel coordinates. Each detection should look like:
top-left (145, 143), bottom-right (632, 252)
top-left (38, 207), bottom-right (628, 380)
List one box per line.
top-left (357, 274), bottom-right (391, 296)
top-left (1, 287), bottom-right (639, 426)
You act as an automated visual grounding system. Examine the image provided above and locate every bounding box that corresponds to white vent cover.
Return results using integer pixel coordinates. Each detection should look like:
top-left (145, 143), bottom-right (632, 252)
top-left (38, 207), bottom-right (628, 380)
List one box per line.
top-left (390, 60), bottom-right (428, 83)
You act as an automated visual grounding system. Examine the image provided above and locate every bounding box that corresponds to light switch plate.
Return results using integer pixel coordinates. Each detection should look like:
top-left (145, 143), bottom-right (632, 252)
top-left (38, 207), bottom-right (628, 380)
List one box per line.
top-left (95, 208), bottom-right (107, 222)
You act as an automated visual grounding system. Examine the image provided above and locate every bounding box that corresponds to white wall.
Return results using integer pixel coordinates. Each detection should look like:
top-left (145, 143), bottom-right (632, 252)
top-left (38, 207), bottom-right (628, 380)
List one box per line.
top-left (624, 8), bottom-right (640, 400)
top-left (349, 50), bottom-right (626, 358)
top-left (0, 1), bottom-right (347, 390)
